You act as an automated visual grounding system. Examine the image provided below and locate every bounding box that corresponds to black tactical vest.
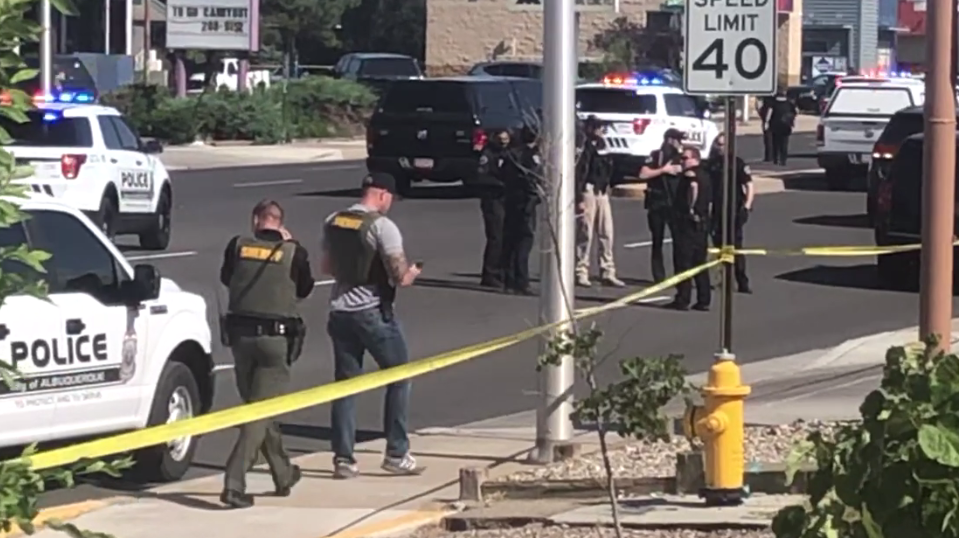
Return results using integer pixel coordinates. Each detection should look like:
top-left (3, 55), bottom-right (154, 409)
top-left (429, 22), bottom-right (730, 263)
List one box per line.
top-left (324, 210), bottom-right (390, 288)
top-left (227, 235), bottom-right (297, 319)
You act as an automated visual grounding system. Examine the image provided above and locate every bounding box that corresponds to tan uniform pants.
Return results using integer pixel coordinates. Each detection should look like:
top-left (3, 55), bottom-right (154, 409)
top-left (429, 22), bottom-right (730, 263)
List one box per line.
top-left (575, 186), bottom-right (616, 279)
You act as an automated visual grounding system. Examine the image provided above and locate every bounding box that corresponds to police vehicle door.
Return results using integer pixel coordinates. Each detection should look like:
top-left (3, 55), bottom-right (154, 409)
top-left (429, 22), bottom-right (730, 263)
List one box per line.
top-left (0, 222), bottom-right (63, 446)
top-left (25, 209), bottom-right (148, 438)
top-left (100, 117), bottom-right (154, 214)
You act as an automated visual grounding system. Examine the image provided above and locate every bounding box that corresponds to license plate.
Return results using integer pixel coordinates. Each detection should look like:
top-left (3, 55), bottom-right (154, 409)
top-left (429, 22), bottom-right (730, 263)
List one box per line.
top-left (30, 162), bottom-right (59, 179)
top-left (614, 122), bottom-right (633, 133)
top-left (413, 158), bottom-right (433, 169)
top-left (848, 153), bottom-right (871, 165)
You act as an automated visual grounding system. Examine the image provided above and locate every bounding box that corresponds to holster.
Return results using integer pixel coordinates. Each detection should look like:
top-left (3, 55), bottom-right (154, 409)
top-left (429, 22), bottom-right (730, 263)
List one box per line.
top-left (379, 283), bottom-right (397, 322)
top-left (219, 315), bottom-right (232, 347)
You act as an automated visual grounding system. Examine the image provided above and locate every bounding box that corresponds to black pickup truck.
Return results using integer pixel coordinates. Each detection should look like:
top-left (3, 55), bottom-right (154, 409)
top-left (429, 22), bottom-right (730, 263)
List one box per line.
top-left (366, 76), bottom-right (541, 195)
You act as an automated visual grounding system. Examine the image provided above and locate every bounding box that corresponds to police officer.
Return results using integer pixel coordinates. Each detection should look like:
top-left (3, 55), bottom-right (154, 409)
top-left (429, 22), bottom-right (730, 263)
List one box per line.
top-left (756, 95), bottom-right (775, 162)
top-left (639, 129), bottom-right (685, 283)
top-left (666, 147), bottom-right (712, 311)
top-left (706, 133), bottom-right (754, 293)
top-left (502, 126), bottom-right (541, 295)
top-left (476, 130), bottom-right (511, 289)
top-left (765, 88), bottom-right (797, 166)
top-left (321, 173), bottom-right (424, 480)
top-left (219, 199), bottom-right (314, 509)
top-left (575, 116), bottom-right (624, 288)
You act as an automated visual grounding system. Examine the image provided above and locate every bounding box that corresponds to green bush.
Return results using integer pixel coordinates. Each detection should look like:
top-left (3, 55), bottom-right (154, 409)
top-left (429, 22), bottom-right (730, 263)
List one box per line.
top-left (102, 77), bottom-right (377, 145)
top-left (773, 342), bottom-right (959, 538)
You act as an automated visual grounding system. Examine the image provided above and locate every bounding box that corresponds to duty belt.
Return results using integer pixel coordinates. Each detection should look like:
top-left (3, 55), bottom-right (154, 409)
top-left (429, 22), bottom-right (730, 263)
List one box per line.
top-left (227, 314), bottom-right (301, 337)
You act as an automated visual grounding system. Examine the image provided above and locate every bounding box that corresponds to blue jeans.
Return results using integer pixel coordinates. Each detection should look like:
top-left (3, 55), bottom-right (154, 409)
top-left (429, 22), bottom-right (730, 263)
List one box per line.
top-left (328, 307), bottom-right (411, 462)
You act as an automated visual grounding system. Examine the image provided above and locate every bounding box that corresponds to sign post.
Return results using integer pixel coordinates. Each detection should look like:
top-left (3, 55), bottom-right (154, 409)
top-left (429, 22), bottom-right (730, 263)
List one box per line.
top-left (684, 0), bottom-right (777, 356)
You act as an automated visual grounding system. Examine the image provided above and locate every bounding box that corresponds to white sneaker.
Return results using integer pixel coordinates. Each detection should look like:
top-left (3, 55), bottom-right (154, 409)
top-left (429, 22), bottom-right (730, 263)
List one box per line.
top-left (575, 275), bottom-right (592, 287)
top-left (601, 275), bottom-right (626, 287)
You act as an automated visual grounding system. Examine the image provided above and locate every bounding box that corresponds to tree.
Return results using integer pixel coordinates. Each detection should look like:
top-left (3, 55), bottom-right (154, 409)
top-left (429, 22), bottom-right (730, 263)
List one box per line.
top-left (340, 0), bottom-right (427, 60)
top-left (591, 16), bottom-right (682, 71)
top-left (260, 0), bottom-right (358, 66)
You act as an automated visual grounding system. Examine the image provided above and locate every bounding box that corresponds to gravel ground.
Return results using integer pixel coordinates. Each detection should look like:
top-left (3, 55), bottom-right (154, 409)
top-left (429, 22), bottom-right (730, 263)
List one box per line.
top-left (495, 420), bottom-right (842, 482)
top-left (405, 524), bottom-right (774, 538)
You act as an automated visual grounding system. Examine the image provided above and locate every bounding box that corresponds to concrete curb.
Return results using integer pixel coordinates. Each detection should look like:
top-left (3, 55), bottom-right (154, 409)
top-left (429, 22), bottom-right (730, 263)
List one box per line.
top-left (0, 499), bottom-right (117, 538)
top-left (161, 150), bottom-right (345, 171)
top-left (323, 507), bottom-right (456, 538)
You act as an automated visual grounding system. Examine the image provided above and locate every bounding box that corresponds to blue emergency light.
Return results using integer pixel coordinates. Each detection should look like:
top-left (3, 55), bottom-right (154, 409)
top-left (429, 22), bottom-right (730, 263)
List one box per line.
top-left (33, 90), bottom-right (95, 105)
top-left (602, 72), bottom-right (663, 87)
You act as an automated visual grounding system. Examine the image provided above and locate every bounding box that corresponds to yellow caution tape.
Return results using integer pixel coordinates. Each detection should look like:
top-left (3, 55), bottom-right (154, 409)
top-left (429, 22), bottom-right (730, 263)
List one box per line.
top-left (15, 259), bottom-right (722, 472)
top-left (709, 240), bottom-right (959, 258)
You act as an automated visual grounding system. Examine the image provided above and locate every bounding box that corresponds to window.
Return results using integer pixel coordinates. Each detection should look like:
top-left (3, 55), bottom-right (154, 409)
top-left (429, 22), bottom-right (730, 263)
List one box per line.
top-left (481, 64), bottom-right (505, 76)
top-left (358, 58), bottom-right (421, 78)
top-left (380, 82), bottom-right (472, 114)
top-left (663, 94), bottom-right (700, 118)
top-left (495, 63), bottom-right (540, 78)
top-left (22, 57), bottom-right (96, 90)
top-left (109, 117), bottom-right (141, 151)
top-left (25, 210), bottom-right (124, 304)
top-left (827, 87), bottom-right (915, 117)
top-left (97, 117), bottom-right (123, 150)
top-left (475, 82), bottom-right (517, 114)
top-left (0, 112), bottom-right (93, 148)
top-left (511, 80), bottom-right (543, 114)
top-left (576, 89), bottom-right (656, 114)
top-left (0, 222), bottom-right (43, 286)
top-left (346, 58), bottom-right (361, 74)
top-left (226, 62), bottom-right (238, 76)
top-left (810, 75), bottom-right (830, 88)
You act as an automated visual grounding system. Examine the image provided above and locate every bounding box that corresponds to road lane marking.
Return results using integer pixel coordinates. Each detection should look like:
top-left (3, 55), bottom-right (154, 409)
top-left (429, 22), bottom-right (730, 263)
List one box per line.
top-left (755, 167), bottom-right (822, 177)
top-left (125, 250), bottom-right (198, 262)
top-left (303, 164), bottom-right (364, 172)
top-left (213, 364), bottom-right (235, 373)
top-left (625, 238), bottom-right (672, 249)
top-left (233, 179), bottom-right (303, 188)
top-left (314, 279), bottom-right (335, 287)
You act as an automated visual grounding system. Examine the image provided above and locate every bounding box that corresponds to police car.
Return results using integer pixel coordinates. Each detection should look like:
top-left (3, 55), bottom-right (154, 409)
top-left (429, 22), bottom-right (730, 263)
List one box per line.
top-left (2, 91), bottom-right (173, 250)
top-left (1, 195), bottom-right (213, 481)
top-left (576, 73), bottom-right (719, 181)
top-left (816, 73), bottom-right (926, 189)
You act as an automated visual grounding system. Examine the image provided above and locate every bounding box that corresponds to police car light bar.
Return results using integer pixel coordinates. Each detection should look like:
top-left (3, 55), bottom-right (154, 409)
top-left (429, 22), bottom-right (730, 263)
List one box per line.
top-left (602, 72), bottom-right (663, 86)
top-left (33, 90), bottom-right (95, 104)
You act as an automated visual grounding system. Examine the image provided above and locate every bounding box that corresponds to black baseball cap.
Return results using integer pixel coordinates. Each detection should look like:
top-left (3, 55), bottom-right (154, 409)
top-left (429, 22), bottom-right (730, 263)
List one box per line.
top-left (664, 128), bottom-right (687, 141)
top-left (361, 172), bottom-right (397, 194)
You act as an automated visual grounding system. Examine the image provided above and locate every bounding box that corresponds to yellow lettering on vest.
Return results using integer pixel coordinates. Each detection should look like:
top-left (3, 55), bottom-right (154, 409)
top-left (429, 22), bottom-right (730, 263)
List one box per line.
top-left (239, 245), bottom-right (284, 262)
top-left (332, 215), bottom-right (363, 230)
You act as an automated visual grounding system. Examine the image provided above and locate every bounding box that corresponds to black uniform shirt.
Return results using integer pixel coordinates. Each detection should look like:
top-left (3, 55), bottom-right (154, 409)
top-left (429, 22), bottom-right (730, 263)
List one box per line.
top-left (676, 166), bottom-right (712, 218)
top-left (502, 145), bottom-right (541, 200)
top-left (643, 148), bottom-right (681, 208)
top-left (220, 229), bottom-right (315, 299)
top-left (707, 155), bottom-right (752, 213)
top-left (576, 137), bottom-right (613, 196)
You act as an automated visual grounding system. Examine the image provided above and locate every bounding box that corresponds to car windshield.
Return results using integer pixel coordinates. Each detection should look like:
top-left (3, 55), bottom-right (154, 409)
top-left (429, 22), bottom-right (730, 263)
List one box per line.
top-left (21, 57), bottom-right (96, 89)
top-left (827, 87), bottom-right (916, 117)
top-left (0, 111), bottom-right (94, 147)
top-left (576, 89), bottom-right (656, 114)
top-left (358, 58), bottom-right (421, 78)
top-left (663, 94), bottom-right (700, 118)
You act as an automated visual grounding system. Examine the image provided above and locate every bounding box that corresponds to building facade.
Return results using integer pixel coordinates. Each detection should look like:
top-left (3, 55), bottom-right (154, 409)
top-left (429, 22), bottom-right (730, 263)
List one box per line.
top-left (425, 0), bottom-right (804, 84)
top-left (801, 0), bottom-right (880, 78)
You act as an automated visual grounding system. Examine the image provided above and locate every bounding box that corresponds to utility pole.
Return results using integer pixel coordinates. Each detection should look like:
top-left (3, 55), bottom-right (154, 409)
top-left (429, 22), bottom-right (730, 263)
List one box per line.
top-left (142, 0), bottom-right (151, 81)
top-left (920, 0), bottom-right (956, 352)
top-left (535, 0), bottom-right (576, 463)
top-left (40, 0), bottom-right (52, 96)
top-left (124, 0), bottom-right (133, 55)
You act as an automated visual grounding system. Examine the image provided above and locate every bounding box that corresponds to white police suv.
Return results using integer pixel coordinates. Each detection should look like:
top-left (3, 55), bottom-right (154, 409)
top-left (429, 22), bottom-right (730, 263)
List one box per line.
top-left (3, 91), bottom-right (173, 250)
top-left (0, 194), bottom-right (213, 481)
top-left (576, 72), bottom-right (719, 181)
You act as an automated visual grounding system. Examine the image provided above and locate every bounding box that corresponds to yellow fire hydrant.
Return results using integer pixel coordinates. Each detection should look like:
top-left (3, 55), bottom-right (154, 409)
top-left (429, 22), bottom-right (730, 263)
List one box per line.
top-left (682, 351), bottom-right (751, 506)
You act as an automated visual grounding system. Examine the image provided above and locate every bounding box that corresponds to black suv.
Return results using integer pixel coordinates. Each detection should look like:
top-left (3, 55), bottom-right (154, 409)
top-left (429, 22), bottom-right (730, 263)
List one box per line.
top-left (366, 76), bottom-right (542, 194)
top-left (866, 107), bottom-right (925, 225)
top-left (872, 132), bottom-right (959, 290)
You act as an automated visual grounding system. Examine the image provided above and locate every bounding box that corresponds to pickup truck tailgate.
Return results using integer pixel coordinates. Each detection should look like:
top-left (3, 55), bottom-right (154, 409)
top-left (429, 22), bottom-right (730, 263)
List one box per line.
top-left (822, 117), bottom-right (889, 155)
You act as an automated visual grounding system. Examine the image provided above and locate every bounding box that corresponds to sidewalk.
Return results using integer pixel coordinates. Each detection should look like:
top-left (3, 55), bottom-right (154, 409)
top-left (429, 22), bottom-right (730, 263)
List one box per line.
top-left (20, 319), bottom-right (953, 538)
top-left (711, 113), bottom-right (819, 136)
top-left (160, 139), bottom-right (367, 171)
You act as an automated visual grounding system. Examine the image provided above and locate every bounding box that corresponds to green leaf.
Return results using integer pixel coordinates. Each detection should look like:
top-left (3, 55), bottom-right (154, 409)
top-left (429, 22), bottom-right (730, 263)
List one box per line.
top-left (861, 504), bottom-right (884, 538)
top-left (918, 424), bottom-right (959, 467)
top-left (8, 67), bottom-right (36, 84)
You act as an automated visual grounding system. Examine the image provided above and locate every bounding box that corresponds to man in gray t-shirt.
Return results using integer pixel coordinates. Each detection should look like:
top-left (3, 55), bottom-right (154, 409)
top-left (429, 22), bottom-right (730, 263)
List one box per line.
top-left (319, 172), bottom-right (423, 479)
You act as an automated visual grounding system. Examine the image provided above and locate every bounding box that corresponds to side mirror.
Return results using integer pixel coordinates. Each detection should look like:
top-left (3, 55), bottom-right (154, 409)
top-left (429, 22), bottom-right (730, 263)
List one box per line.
top-left (124, 264), bottom-right (161, 303)
top-left (142, 139), bottom-right (163, 154)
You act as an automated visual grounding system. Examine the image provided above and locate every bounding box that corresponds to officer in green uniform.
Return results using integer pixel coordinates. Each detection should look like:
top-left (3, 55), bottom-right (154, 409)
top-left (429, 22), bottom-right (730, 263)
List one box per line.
top-left (219, 199), bottom-right (315, 509)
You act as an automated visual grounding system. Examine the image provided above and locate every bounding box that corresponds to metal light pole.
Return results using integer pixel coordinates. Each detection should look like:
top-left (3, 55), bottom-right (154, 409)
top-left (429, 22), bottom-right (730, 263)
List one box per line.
top-left (920, 0), bottom-right (956, 352)
top-left (535, 0), bottom-right (576, 463)
top-left (105, 0), bottom-right (111, 54)
top-left (125, 0), bottom-right (133, 55)
top-left (40, 0), bottom-right (52, 96)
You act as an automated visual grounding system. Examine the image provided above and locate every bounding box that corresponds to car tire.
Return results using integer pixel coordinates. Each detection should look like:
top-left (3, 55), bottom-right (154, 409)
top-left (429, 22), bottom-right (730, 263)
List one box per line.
top-left (877, 252), bottom-right (919, 291)
top-left (132, 361), bottom-right (200, 482)
top-left (96, 195), bottom-right (118, 241)
top-left (825, 167), bottom-right (854, 191)
top-left (139, 189), bottom-right (172, 251)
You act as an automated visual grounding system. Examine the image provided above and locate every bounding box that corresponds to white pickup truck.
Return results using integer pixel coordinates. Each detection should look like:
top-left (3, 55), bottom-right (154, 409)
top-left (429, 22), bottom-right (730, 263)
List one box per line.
top-left (188, 57), bottom-right (271, 93)
top-left (816, 77), bottom-right (926, 190)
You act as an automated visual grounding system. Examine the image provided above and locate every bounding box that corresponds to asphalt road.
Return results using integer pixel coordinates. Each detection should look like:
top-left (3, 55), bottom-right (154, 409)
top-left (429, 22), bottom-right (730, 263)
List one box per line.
top-left (38, 131), bottom-right (880, 507)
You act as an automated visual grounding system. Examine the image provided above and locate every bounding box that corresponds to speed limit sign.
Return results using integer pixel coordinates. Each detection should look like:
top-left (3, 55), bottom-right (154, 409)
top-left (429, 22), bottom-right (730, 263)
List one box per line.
top-left (683, 0), bottom-right (778, 95)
